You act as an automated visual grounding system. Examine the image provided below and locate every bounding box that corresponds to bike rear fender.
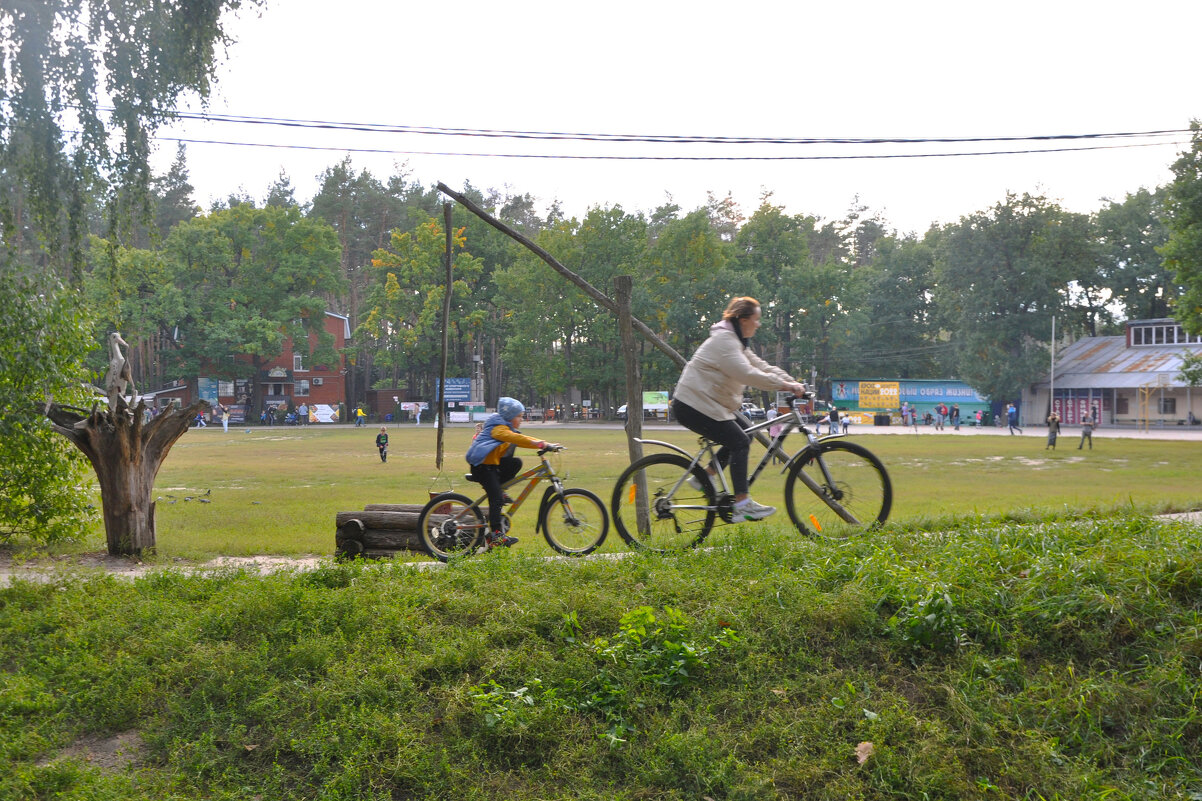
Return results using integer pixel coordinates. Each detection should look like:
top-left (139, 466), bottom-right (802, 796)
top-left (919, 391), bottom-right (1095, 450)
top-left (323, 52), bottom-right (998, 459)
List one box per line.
top-left (632, 438), bottom-right (694, 460)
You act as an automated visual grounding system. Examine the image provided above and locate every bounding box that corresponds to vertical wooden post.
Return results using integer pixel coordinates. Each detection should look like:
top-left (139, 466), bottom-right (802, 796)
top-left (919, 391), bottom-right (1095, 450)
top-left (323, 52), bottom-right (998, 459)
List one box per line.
top-left (615, 276), bottom-right (650, 535)
top-left (436, 202), bottom-right (453, 470)
top-left (614, 276), bottom-right (644, 455)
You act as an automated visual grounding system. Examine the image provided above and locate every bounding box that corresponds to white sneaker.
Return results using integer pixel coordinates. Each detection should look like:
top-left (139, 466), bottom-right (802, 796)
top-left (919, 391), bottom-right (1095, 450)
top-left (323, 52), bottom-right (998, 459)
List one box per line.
top-left (686, 472), bottom-right (706, 491)
top-left (734, 498), bottom-right (776, 521)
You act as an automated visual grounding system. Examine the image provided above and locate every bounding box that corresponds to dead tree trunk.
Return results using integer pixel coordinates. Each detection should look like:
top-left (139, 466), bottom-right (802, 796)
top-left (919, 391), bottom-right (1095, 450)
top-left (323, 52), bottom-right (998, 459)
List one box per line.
top-left (43, 398), bottom-right (206, 556)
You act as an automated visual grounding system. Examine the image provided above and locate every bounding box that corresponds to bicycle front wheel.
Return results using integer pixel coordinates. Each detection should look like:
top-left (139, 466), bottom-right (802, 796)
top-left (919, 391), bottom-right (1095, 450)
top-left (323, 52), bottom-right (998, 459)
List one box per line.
top-left (785, 440), bottom-right (891, 538)
top-left (417, 492), bottom-right (486, 561)
top-left (541, 488), bottom-right (608, 556)
top-left (611, 453), bottom-right (715, 551)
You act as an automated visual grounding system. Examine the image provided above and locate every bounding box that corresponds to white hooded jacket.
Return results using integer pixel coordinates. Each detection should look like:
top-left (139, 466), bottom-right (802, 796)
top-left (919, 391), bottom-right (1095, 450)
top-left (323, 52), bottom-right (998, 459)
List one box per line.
top-left (673, 320), bottom-right (797, 421)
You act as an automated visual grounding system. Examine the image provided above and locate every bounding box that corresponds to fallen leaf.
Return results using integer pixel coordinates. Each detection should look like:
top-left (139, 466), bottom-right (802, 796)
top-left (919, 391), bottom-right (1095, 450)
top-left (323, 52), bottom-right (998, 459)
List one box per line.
top-left (770, 688), bottom-right (787, 697)
top-left (244, 744), bottom-right (259, 751)
top-left (855, 741), bottom-right (874, 764)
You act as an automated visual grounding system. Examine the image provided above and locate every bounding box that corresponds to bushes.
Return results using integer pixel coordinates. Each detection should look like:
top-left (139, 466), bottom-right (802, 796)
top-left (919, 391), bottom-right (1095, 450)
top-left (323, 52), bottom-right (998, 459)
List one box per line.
top-left (2, 512), bottom-right (1201, 799)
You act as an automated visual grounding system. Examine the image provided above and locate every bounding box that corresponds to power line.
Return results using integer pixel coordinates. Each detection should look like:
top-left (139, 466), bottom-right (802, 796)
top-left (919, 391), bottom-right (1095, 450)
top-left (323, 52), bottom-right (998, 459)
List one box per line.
top-left (142, 108), bottom-right (1190, 147)
top-left (152, 134), bottom-right (1184, 162)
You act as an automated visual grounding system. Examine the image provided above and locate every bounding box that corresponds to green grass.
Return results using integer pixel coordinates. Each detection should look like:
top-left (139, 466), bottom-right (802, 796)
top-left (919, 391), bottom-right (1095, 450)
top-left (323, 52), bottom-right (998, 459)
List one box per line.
top-left (2, 513), bottom-right (1201, 799)
top-left (105, 425), bottom-right (1202, 558)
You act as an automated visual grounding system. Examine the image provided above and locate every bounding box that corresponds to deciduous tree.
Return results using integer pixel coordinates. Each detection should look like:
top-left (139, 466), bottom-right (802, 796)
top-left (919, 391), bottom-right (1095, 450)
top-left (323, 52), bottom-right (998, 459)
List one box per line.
top-left (1162, 121), bottom-right (1202, 334)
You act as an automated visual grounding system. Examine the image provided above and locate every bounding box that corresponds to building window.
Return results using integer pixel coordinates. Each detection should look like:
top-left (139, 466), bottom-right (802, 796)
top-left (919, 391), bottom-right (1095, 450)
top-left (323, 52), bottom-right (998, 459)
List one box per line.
top-left (295, 379), bottom-right (310, 397)
top-left (1131, 322), bottom-right (1202, 346)
top-left (294, 353), bottom-right (306, 372)
top-left (1116, 396), bottom-right (1129, 415)
top-left (1159, 397), bottom-right (1176, 414)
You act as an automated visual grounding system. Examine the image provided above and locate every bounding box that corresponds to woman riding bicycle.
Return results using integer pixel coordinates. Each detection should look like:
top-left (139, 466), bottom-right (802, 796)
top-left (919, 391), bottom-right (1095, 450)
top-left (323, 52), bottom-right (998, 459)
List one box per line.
top-left (670, 296), bottom-right (807, 522)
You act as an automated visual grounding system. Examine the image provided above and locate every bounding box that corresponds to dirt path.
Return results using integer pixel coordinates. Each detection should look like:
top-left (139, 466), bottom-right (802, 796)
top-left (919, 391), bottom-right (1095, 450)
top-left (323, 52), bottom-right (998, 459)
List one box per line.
top-left (0, 551), bottom-right (424, 587)
top-left (4, 512), bottom-right (1199, 587)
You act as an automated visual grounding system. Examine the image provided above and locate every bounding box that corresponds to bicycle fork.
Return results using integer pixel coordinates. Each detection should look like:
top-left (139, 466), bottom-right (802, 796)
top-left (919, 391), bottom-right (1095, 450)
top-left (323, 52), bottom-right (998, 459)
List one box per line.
top-left (792, 450), bottom-right (861, 525)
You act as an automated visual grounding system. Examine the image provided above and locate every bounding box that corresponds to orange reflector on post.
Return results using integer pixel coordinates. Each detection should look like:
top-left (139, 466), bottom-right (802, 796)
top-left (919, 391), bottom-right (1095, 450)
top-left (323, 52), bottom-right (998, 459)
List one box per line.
top-left (628, 485), bottom-right (637, 504)
top-left (809, 514), bottom-right (822, 531)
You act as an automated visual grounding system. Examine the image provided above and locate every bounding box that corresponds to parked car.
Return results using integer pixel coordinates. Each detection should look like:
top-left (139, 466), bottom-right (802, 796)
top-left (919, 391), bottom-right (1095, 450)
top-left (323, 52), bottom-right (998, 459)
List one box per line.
top-left (740, 402), bottom-right (766, 420)
top-left (616, 403), bottom-right (670, 420)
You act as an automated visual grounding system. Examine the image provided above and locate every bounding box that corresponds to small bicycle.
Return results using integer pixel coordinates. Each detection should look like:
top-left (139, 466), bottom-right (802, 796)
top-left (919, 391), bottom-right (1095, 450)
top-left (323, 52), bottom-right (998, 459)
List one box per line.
top-left (418, 446), bottom-right (609, 561)
top-left (610, 395), bottom-right (892, 551)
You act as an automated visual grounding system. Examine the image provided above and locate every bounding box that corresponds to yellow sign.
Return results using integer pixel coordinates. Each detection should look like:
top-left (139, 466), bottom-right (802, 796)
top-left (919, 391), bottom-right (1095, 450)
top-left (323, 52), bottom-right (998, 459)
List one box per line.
top-left (858, 381), bottom-right (899, 409)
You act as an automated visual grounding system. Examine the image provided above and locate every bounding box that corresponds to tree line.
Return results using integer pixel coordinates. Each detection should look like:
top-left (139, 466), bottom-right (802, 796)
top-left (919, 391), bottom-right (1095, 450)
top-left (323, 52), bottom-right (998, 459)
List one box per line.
top-left (16, 148), bottom-right (1183, 415)
top-left (5, 0), bottom-right (1202, 544)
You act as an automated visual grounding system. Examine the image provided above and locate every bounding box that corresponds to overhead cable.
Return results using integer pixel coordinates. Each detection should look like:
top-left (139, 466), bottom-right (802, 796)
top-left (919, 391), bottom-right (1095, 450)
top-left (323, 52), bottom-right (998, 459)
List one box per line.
top-left (153, 134), bottom-right (1184, 162)
top-left (137, 108), bottom-right (1189, 147)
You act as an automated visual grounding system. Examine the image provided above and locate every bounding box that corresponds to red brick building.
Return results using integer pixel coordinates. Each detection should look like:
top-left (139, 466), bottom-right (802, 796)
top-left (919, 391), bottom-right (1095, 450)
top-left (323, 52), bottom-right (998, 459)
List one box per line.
top-left (141, 311), bottom-right (351, 423)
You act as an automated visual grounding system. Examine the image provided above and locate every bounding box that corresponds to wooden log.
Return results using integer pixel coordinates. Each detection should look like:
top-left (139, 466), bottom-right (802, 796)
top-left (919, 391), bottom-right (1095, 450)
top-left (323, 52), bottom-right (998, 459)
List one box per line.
top-left (335, 510), bottom-right (422, 529)
top-left (360, 529), bottom-right (425, 550)
top-left (335, 518), bottom-right (365, 558)
top-left (334, 509), bottom-right (492, 530)
top-left (363, 503), bottom-right (427, 513)
top-left (335, 512), bottom-right (491, 558)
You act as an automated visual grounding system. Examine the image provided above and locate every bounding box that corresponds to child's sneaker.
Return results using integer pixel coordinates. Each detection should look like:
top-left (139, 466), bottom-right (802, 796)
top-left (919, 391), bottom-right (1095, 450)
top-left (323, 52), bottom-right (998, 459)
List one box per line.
top-left (486, 532), bottom-right (519, 549)
top-left (686, 472), bottom-right (705, 491)
top-left (733, 497), bottom-right (776, 521)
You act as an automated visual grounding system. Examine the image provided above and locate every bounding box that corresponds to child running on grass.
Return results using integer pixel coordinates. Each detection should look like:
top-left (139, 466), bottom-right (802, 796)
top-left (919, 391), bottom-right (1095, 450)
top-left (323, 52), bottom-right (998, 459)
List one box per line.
top-left (375, 426), bottom-right (389, 462)
top-left (465, 397), bottom-right (559, 549)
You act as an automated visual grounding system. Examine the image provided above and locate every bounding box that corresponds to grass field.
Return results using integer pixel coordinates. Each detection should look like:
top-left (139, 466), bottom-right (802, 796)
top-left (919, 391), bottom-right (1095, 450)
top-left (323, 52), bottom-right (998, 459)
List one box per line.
top-left (4, 426), bottom-right (1202, 799)
top-left (125, 424), bottom-right (1202, 559)
top-left (3, 513), bottom-right (1201, 799)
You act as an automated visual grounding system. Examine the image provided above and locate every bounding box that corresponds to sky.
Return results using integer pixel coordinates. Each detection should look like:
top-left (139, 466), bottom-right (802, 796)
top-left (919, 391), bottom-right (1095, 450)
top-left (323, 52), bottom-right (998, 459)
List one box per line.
top-left (152, 0), bottom-right (1202, 235)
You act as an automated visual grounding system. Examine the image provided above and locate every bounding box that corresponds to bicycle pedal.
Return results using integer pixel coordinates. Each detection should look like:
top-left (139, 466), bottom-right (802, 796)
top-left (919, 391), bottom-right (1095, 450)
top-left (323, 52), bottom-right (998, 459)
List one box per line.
top-left (715, 493), bottom-right (736, 524)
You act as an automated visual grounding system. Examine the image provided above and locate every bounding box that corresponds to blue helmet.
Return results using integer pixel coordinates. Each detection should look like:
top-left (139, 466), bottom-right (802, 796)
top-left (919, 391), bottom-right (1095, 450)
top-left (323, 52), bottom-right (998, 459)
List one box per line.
top-left (497, 397), bottom-right (525, 420)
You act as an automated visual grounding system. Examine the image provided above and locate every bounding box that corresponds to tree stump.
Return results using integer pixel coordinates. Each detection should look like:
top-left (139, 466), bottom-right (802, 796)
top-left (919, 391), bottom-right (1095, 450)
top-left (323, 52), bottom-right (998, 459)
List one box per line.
top-left (43, 397), bottom-right (205, 556)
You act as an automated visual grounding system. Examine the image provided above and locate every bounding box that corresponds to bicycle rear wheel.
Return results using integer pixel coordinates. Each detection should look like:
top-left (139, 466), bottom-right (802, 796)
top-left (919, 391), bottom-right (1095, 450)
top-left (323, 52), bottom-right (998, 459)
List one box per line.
top-left (611, 453), bottom-right (715, 551)
top-left (785, 440), bottom-right (891, 539)
top-left (417, 492), bottom-right (486, 561)
top-left (541, 488), bottom-right (608, 556)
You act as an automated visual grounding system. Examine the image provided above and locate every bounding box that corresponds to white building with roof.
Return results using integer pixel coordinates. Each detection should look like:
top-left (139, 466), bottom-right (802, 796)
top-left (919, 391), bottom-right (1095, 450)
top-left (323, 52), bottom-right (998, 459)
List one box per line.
top-left (1023, 319), bottom-right (1202, 428)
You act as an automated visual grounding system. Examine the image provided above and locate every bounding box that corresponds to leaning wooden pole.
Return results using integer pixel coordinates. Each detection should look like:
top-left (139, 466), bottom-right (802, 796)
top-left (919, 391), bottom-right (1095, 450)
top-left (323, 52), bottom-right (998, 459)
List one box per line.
top-left (436, 182), bottom-right (686, 369)
top-left (436, 202), bottom-right (454, 470)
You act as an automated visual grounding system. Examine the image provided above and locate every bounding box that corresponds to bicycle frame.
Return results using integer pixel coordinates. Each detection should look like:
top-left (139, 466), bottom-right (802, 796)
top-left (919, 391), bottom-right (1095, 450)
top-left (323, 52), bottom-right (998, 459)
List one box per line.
top-left (453, 451), bottom-right (565, 531)
top-left (633, 398), bottom-right (863, 526)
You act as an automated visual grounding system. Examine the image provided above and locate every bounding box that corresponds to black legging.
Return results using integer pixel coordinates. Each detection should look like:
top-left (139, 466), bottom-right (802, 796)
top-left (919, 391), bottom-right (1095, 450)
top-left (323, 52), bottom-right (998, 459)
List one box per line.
top-left (470, 456), bottom-right (522, 533)
top-left (671, 399), bottom-right (750, 496)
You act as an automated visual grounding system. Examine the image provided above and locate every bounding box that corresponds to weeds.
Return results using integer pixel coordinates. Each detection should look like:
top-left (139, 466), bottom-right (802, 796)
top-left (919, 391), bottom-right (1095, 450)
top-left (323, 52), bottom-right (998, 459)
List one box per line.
top-left (2, 513), bottom-right (1202, 799)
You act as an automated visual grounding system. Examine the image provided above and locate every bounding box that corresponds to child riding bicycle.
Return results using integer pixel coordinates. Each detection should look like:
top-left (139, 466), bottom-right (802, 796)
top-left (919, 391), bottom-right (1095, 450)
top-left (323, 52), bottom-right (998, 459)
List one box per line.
top-left (465, 397), bottom-right (560, 549)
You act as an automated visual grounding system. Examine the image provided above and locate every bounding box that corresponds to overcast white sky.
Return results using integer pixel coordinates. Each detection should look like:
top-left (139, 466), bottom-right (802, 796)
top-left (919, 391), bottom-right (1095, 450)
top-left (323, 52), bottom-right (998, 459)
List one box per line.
top-left (152, 0), bottom-right (1202, 235)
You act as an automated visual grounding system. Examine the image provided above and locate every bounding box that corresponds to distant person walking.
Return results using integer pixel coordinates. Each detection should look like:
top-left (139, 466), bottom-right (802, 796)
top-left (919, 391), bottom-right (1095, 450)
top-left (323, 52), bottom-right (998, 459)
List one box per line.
top-left (1078, 411), bottom-right (1095, 450)
top-left (219, 403), bottom-right (230, 432)
top-left (1046, 412), bottom-right (1061, 450)
top-left (375, 427), bottom-right (389, 462)
top-left (355, 406), bottom-right (367, 427)
top-left (1007, 403), bottom-right (1022, 435)
top-left (951, 403), bottom-right (961, 431)
top-left (415, 405), bottom-right (422, 425)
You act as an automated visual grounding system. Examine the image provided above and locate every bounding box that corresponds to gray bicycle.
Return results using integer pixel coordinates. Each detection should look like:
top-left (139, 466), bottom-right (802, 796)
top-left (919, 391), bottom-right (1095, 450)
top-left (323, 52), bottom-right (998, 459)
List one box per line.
top-left (610, 395), bottom-right (892, 551)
